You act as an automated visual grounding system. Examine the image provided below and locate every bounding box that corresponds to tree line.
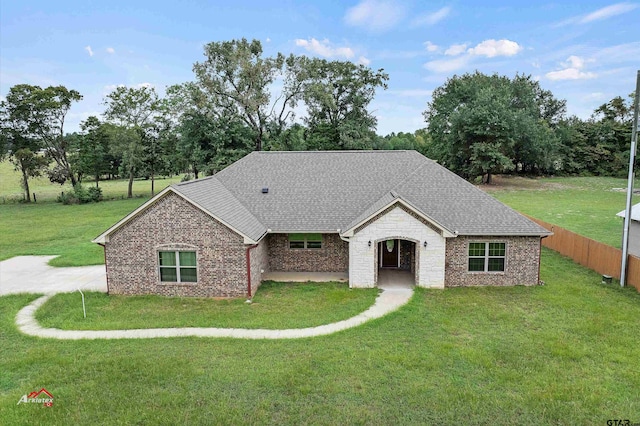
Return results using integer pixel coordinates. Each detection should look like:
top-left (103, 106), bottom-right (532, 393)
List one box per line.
top-left (423, 72), bottom-right (637, 183)
top-left (0, 39), bottom-right (390, 202)
top-left (1, 39), bottom-right (636, 202)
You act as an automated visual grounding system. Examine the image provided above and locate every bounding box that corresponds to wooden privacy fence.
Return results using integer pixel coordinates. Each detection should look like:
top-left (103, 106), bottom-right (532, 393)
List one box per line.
top-left (526, 216), bottom-right (640, 292)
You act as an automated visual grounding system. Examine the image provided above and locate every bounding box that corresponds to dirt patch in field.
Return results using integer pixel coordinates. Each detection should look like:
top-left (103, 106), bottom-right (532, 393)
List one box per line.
top-left (478, 175), bottom-right (573, 192)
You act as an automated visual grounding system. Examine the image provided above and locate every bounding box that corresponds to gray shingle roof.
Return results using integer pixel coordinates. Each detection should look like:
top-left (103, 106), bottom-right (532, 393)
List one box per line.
top-left (186, 150), bottom-right (550, 238)
top-left (172, 176), bottom-right (267, 241)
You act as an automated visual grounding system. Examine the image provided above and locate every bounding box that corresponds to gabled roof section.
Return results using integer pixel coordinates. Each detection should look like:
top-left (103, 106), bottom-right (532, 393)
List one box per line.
top-left (617, 203), bottom-right (640, 222)
top-left (342, 191), bottom-right (455, 237)
top-left (171, 176), bottom-right (268, 241)
top-left (93, 178), bottom-right (267, 244)
top-left (391, 159), bottom-right (552, 236)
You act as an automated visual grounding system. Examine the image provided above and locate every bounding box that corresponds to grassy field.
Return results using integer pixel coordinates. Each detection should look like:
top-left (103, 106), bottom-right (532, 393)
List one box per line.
top-left (0, 198), bottom-right (147, 266)
top-left (37, 281), bottom-right (379, 330)
top-left (486, 175), bottom-right (640, 248)
top-left (2, 249), bottom-right (640, 424)
top-left (0, 159), bottom-right (182, 203)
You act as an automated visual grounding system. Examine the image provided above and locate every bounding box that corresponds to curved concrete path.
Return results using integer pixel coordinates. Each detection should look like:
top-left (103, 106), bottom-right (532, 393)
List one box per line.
top-left (16, 285), bottom-right (413, 340)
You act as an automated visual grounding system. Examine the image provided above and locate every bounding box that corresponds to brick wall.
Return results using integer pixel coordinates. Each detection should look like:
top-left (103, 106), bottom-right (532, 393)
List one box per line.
top-left (267, 233), bottom-right (349, 272)
top-left (444, 236), bottom-right (541, 287)
top-left (105, 192), bottom-right (249, 297)
top-left (249, 238), bottom-right (268, 297)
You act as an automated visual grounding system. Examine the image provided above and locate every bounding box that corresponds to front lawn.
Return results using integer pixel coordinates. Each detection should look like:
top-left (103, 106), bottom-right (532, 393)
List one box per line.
top-left (36, 281), bottom-right (379, 330)
top-left (2, 249), bottom-right (640, 424)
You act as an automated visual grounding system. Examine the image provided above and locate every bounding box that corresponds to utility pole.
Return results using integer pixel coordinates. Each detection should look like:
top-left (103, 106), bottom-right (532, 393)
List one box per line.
top-left (620, 70), bottom-right (640, 287)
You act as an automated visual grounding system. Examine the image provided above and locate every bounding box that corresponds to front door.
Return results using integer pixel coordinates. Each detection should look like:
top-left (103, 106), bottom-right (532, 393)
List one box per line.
top-left (380, 239), bottom-right (399, 268)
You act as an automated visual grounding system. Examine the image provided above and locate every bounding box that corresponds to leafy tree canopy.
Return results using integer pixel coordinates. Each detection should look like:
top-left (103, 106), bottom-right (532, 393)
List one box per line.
top-left (424, 72), bottom-right (566, 183)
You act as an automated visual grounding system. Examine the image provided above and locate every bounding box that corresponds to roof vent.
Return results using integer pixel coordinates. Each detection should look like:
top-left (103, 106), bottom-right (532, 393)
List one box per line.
top-left (262, 187), bottom-right (269, 194)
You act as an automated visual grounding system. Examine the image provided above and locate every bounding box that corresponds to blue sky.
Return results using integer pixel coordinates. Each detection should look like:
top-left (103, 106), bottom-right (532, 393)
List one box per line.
top-left (1, 0), bottom-right (638, 135)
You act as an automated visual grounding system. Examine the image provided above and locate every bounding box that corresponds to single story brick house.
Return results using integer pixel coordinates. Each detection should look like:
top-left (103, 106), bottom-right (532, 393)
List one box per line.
top-left (93, 150), bottom-right (551, 298)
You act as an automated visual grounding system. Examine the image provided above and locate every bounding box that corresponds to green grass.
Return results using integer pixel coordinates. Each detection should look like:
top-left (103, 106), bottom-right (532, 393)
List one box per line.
top-left (37, 281), bottom-right (379, 330)
top-left (0, 198), bottom-right (147, 266)
top-left (2, 249), bottom-right (640, 424)
top-left (0, 159), bottom-right (182, 203)
top-left (488, 175), bottom-right (640, 248)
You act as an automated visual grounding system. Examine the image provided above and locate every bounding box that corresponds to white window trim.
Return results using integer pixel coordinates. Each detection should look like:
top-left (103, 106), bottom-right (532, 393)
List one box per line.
top-left (158, 250), bottom-right (198, 283)
top-left (467, 242), bottom-right (506, 273)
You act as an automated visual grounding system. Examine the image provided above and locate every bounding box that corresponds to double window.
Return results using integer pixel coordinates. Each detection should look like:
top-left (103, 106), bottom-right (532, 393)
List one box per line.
top-left (288, 233), bottom-right (322, 249)
top-left (159, 251), bottom-right (197, 282)
top-left (468, 242), bottom-right (506, 272)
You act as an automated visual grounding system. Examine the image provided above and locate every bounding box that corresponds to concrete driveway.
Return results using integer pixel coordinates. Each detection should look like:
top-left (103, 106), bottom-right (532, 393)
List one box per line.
top-left (0, 256), bottom-right (107, 295)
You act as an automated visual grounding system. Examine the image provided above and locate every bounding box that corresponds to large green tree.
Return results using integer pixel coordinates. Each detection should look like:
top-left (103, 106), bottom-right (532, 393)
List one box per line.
top-left (424, 72), bottom-right (565, 183)
top-left (103, 86), bottom-right (160, 197)
top-left (195, 39), bottom-right (278, 151)
top-left (76, 116), bottom-right (114, 187)
top-left (1, 84), bottom-right (82, 186)
top-left (0, 91), bottom-right (48, 202)
top-left (302, 59), bottom-right (389, 150)
top-left (556, 92), bottom-right (635, 176)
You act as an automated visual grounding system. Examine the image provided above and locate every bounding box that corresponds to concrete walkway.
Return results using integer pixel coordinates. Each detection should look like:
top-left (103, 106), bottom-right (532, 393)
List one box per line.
top-left (0, 256), bottom-right (107, 295)
top-left (5, 255), bottom-right (413, 340)
top-left (16, 283), bottom-right (413, 340)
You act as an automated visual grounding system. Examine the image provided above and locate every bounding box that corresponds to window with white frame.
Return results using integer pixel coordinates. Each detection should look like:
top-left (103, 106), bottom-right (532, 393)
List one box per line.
top-left (288, 233), bottom-right (322, 249)
top-left (158, 251), bottom-right (197, 282)
top-left (468, 242), bottom-right (506, 272)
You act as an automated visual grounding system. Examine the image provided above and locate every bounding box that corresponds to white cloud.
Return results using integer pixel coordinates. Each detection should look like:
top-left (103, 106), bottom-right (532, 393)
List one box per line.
top-left (564, 55), bottom-right (585, 69)
top-left (581, 2), bottom-right (638, 23)
top-left (266, 37), bottom-right (271, 43)
top-left (411, 6), bottom-right (451, 27)
top-left (584, 92), bottom-right (605, 100)
top-left (546, 68), bottom-right (597, 80)
top-left (295, 38), bottom-right (355, 59)
top-left (358, 56), bottom-right (371, 65)
top-left (344, 0), bottom-right (405, 31)
top-left (554, 2), bottom-right (638, 26)
top-left (467, 39), bottom-right (522, 57)
top-left (424, 56), bottom-right (470, 73)
top-left (106, 47), bottom-right (115, 54)
top-left (423, 41), bottom-right (439, 52)
top-left (545, 55), bottom-right (596, 81)
top-left (84, 45), bottom-right (94, 57)
top-left (444, 43), bottom-right (467, 56)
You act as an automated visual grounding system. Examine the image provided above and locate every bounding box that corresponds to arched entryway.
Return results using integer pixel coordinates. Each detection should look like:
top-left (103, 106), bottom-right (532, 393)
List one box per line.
top-left (375, 238), bottom-right (417, 287)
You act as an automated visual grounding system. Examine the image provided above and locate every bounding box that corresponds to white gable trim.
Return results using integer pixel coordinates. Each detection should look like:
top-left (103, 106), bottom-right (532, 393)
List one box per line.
top-left (341, 198), bottom-right (456, 238)
top-left (92, 187), bottom-right (261, 245)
